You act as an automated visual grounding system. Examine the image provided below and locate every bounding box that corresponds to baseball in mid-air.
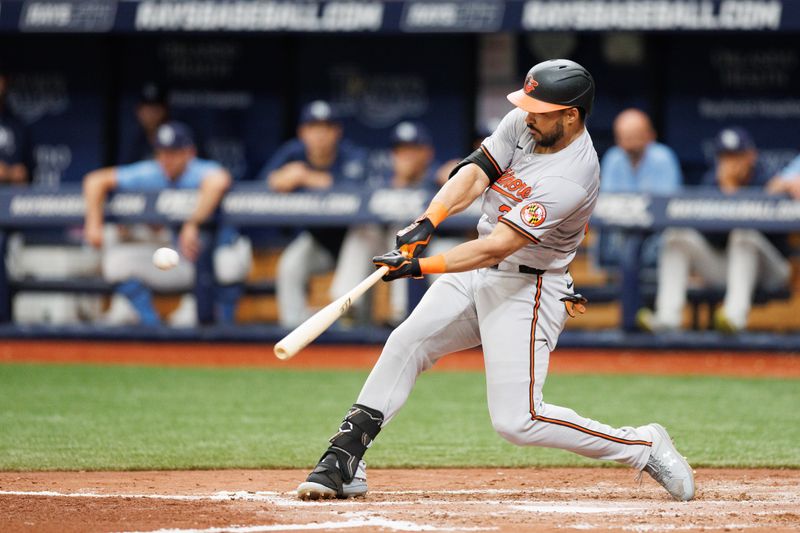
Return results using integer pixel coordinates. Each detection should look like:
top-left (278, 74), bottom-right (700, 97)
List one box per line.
top-left (152, 247), bottom-right (180, 270)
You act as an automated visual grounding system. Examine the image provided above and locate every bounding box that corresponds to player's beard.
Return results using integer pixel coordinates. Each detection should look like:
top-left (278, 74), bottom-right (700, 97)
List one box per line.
top-left (536, 121), bottom-right (565, 148)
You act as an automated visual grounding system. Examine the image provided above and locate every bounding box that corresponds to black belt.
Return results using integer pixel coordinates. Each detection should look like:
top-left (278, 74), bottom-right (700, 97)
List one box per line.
top-left (490, 264), bottom-right (547, 275)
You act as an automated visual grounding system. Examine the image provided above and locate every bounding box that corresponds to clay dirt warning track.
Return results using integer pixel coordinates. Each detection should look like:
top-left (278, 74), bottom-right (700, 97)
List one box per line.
top-left (2, 468), bottom-right (800, 532)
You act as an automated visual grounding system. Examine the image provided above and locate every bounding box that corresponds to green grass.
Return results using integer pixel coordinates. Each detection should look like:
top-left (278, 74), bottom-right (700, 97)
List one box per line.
top-left (0, 363), bottom-right (797, 470)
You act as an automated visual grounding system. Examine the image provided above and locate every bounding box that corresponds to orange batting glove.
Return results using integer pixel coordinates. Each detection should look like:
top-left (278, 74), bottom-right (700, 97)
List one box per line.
top-left (560, 294), bottom-right (588, 318)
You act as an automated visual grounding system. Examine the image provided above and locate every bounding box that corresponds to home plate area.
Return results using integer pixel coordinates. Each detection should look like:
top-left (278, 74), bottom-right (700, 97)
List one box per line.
top-left (1, 468), bottom-right (799, 532)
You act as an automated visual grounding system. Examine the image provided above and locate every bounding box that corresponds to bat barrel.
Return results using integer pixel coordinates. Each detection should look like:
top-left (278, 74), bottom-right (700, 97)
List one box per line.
top-left (273, 266), bottom-right (388, 360)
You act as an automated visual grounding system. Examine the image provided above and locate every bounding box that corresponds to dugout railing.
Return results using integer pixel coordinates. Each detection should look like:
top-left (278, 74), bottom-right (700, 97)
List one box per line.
top-left (0, 185), bottom-right (798, 349)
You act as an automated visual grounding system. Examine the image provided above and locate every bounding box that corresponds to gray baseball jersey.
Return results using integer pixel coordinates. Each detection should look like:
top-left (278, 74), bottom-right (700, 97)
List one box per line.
top-left (478, 108), bottom-right (600, 270)
top-left (355, 110), bottom-right (656, 476)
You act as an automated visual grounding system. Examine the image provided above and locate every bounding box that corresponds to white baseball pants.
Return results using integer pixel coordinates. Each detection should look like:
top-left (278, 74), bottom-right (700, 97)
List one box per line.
top-left (102, 237), bottom-right (252, 289)
top-left (276, 232), bottom-right (335, 328)
top-left (653, 228), bottom-right (790, 330)
top-left (330, 224), bottom-right (414, 325)
top-left (357, 267), bottom-right (654, 470)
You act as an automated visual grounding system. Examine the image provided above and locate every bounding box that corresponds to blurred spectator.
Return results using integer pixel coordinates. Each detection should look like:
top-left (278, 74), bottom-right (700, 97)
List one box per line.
top-left (330, 121), bottom-right (439, 325)
top-left (260, 100), bottom-right (366, 327)
top-left (638, 127), bottom-right (790, 333)
top-left (699, 126), bottom-right (769, 190)
top-left (120, 82), bottom-right (170, 164)
top-left (596, 108), bottom-right (683, 270)
top-left (601, 109), bottom-right (682, 193)
top-left (84, 121), bottom-right (252, 326)
top-left (0, 70), bottom-right (31, 185)
top-left (766, 151), bottom-right (800, 199)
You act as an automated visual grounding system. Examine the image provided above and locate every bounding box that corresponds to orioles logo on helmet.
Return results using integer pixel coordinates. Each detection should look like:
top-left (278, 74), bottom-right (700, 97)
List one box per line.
top-left (520, 202), bottom-right (546, 227)
top-left (524, 75), bottom-right (539, 94)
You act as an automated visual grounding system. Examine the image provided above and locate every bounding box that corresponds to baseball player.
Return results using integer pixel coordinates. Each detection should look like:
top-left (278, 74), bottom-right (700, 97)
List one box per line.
top-left (260, 100), bottom-right (367, 328)
top-left (767, 150), bottom-right (800, 198)
top-left (329, 121), bottom-right (443, 325)
top-left (297, 59), bottom-right (695, 502)
top-left (83, 121), bottom-right (252, 326)
top-left (637, 127), bottom-right (791, 333)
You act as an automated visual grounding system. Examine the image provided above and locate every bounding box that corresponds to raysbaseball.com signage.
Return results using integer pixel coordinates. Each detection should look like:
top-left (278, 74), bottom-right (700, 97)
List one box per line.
top-left (1, 0), bottom-right (796, 33)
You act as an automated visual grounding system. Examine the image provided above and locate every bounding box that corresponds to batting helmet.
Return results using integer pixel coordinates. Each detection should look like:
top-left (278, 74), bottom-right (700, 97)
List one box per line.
top-left (507, 59), bottom-right (595, 116)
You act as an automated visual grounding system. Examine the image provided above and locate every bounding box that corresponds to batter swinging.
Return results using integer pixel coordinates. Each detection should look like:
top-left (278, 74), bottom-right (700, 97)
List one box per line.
top-left (297, 59), bottom-right (695, 502)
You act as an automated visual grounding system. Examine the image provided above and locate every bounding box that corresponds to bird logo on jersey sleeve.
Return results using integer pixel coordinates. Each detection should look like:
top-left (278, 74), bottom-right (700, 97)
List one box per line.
top-left (520, 202), bottom-right (547, 227)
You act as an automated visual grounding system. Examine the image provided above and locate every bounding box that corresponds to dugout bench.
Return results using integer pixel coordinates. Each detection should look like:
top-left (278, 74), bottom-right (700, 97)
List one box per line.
top-left (0, 186), bottom-right (797, 334)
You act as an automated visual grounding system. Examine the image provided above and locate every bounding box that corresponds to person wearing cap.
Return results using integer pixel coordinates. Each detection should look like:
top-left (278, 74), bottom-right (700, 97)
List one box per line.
top-left (120, 82), bottom-right (170, 165)
top-left (296, 59), bottom-right (694, 504)
top-left (700, 126), bottom-right (769, 190)
top-left (595, 108), bottom-right (683, 269)
top-left (83, 121), bottom-right (252, 326)
top-left (0, 70), bottom-right (32, 185)
top-left (638, 126), bottom-right (791, 333)
top-left (329, 121), bottom-right (441, 325)
top-left (258, 100), bottom-right (366, 328)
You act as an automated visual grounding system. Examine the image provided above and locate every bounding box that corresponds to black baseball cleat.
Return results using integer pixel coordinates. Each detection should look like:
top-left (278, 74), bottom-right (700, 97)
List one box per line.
top-left (296, 453), bottom-right (368, 500)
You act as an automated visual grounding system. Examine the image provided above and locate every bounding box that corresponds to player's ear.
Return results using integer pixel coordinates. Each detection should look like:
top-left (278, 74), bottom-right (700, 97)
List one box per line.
top-left (564, 108), bottom-right (580, 125)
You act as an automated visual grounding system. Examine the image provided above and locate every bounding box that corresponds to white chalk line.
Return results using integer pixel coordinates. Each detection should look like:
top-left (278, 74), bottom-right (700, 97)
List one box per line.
top-left (1, 491), bottom-right (497, 533)
top-left (621, 524), bottom-right (758, 532)
top-left (510, 503), bottom-right (643, 514)
top-left (0, 490), bottom-right (644, 514)
top-left (118, 514), bottom-right (493, 533)
top-left (2, 489), bottom-right (793, 507)
top-left (3, 490), bottom-right (789, 533)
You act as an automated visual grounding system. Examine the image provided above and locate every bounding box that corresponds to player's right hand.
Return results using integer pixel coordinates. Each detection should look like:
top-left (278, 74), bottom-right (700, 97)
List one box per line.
top-left (395, 216), bottom-right (435, 258)
top-left (179, 222), bottom-right (201, 261)
top-left (373, 250), bottom-right (422, 281)
top-left (84, 220), bottom-right (104, 248)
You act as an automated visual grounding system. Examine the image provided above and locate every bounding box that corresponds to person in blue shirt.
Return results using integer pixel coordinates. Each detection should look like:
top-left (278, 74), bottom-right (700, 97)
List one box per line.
top-left (330, 121), bottom-right (443, 325)
top-left (638, 127), bottom-right (790, 333)
top-left (600, 108), bottom-right (682, 194)
top-left (83, 121), bottom-right (252, 326)
top-left (767, 151), bottom-right (800, 199)
top-left (258, 100), bottom-right (366, 328)
top-left (597, 109), bottom-right (683, 271)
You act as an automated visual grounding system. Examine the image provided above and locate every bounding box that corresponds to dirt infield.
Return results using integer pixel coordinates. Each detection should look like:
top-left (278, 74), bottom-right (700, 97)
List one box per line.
top-left (2, 340), bottom-right (800, 377)
top-left (2, 342), bottom-right (799, 531)
top-left (2, 468), bottom-right (799, 532)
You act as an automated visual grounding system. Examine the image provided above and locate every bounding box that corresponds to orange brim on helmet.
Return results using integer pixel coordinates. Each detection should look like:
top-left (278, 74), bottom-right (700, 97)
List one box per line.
top-left (507, 89), bottom-right (572, 114)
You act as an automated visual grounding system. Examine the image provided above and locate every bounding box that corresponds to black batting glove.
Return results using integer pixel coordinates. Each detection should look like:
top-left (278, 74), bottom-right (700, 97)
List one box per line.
top-left (395, 217), bottom-right (435, 259)
top-left (372, 250), bottom-right (422, 281)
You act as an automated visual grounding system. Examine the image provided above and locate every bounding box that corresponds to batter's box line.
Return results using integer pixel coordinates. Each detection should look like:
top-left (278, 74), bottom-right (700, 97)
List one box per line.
top-left (116, 512), bottom-right (497, 533)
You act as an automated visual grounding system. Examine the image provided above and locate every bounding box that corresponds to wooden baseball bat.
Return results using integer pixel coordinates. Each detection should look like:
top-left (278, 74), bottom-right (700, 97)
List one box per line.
top-left (274, 266), bottom-right (390, 360)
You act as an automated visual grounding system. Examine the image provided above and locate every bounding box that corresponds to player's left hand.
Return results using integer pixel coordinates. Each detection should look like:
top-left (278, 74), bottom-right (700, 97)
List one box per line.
top-left (373, 250), bottom-right (423, 281)
top-left (395, 216), bottom-right (435, 258)
top-left (560, 294), bottom-right (588, 318)
top-left (787, 178), bottom-right (800, 200)
top-left (179, 221), bottom-right (201, 261)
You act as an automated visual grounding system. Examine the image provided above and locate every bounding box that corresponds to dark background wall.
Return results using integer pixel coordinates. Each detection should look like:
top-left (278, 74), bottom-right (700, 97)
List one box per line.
top-left (1, 31), bottom-right (798, 185)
